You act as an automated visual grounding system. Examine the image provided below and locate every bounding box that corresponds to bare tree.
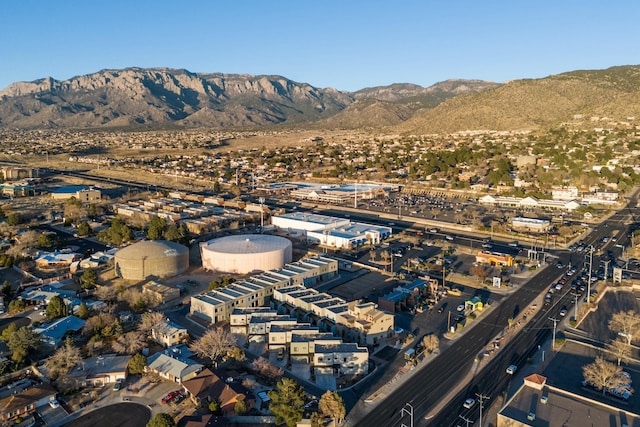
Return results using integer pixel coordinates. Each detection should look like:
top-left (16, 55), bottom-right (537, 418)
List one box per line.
top-left (318, 390), bottom-right (346, 426)
top-left (606, 337), bottom-right (631, 366)
top-left (138, 311), bottom-right (166, 337)
top-left (94, 285), bottom-right (119, 302)
top-left (470, 265), bottom-right (489, 283)
top-left (608, 310), bottom-right (640, 345)
top-left (422, 335), bottom-right (440, 354)
top-left (251, 356), bottom-right (284, 382)
top-left (190, 328), bottom-right (236, 367)
top-left (44, 340), bottom-right (82, 379)
top-left (112, 331), bottom-right (146, 355)
top-left (582, 357), bottom-right (631, 396)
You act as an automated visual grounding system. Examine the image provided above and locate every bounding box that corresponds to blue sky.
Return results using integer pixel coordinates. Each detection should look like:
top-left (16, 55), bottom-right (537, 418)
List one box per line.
top-left (1, 0), bottom-right (638, 92)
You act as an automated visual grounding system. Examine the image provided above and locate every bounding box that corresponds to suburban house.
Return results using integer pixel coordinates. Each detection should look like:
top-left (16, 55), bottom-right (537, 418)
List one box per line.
top-left (64, 354), bottom-right (130, 387)
top-left (151, 321), bottom-right (189, 348)
top-left (0, 383), bottom-right (57, 423)
top-left (181, 368), bottom-right (253, 414)
top-left (146, 352), bottom-right (203, 384)
top-left (33, 315), bottom-right (86, 347)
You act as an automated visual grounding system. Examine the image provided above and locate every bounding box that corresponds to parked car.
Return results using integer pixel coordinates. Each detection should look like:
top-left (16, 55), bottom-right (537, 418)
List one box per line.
top-left (49, 399), bottom-right (60, 409)
top-left (161, 390), bottom-right (182, 404)
top-left (457, 304), bottom-right (465, 312)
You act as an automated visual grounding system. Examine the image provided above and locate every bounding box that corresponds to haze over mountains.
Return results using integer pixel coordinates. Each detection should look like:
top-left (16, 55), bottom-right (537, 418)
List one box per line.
top-left (1, 65), bottom-right (639, 133)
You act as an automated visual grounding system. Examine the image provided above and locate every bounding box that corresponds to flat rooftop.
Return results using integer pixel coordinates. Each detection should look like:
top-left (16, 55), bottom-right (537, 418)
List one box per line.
top-left (499, 383), bottom-right (640, 427)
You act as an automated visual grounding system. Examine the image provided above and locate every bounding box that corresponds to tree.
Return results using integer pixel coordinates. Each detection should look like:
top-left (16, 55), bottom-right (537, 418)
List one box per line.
top-left (234, 398), bottom-right (247, 415)
top-left (208, 399), bottom-right (222, 415)
top-left (6, 213), bottom-right (21, 226)
top-left (470, 265), bottom-right (489, 283)
top-left (128, 353), bottom-right (147, 375)
top-left (189, 328), bottom-right (235, 367)
top-left (46, 295), bottom-right (68, 320)
top-left (318, 390), bottom-right (346, 426)
top-left (146, 413), bottom-right (176, 427)
top-left (252, 357), bottom-right (284, 382)
top-left (1, 281), bottom-right (12, 300)
top-left (422, 334), bottom-right (440, 354)
top-left (37, 233), bottom-right (56, 249)
top-left (76, 221), bottom-right (91, 237)
top-left (80, 268), bottom-right (98, 289)
top-left (138, 311), bottom-right (166, 337)
top-left (77, 303), bottom-right (91, 319)
top-left (112, 331), bottom-right (145, 355)
top-left (8, 326), bottom-right (41, 364)
top-left (147, 216), bottom-right (167, 240)
top-left (608, 310), bottom-right (640, 345)
top-left (583, 357), bottom-right (631, 395)
top-left (44, 339), bottom-right (82, 379)
top-left (0, 322), bottom-right (17, 342)
top-left (268, 378), bottom-right (305, 427)
top-left (8, 299), bottom-right (25, 313)
top-left (606, 337), bottom-right (631, 366)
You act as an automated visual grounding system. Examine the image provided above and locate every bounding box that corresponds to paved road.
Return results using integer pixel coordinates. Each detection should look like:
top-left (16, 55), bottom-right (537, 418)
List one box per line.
top-left (349, 259), bottom-right (573, 427)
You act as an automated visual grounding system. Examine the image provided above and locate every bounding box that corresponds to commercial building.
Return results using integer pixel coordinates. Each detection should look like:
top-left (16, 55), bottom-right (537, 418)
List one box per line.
top-left (498, 374), bottom-right (640, 427)
top-left (50, 185), bottom-right (101, 202)
top-left (114, 240), bottom-right (189, 280)
top-left (200, 234), bottom-right (292, 274)
top-left (510, 217), bottom-right (552, 233)
top-left (271, 212), bottom-right (392, 249)
top-left (479, 195), bottom-right (581, 211)
top-left (190, 255), bottom-right (338, 324)
top-left (475, 251), bottom-right (514, 267)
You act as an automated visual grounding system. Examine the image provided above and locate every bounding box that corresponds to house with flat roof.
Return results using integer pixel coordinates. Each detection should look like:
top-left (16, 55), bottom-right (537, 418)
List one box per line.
top-left (151, 321), bottom-right (189, 348)
top-left (64, 354), bottom-right (130, 387)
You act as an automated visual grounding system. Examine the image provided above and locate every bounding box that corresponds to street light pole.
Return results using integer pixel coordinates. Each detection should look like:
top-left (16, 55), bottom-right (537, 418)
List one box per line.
top-left (458, 414), bottom-right (472, 427)
top-left (259, 197), bottom-right (265, 233)
top-left (400, 402), bottom-right (414, 427)
top-left (549, 317), bottom-right (559, 351)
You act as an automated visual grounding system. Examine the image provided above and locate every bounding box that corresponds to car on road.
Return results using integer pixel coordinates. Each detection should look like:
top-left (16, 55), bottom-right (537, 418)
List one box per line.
top-left (506, 364), bottom-right (517, 375)
top-left (457, 304), bottom-right (465, 312)
top-left (463, 398), bottom-right (475, 409)
top-left (559, 307), bottom-right (568, 317)
top-left (445, 235), bottom-right (454, 241)
top-left (437, 303), bottom-right (447, 313)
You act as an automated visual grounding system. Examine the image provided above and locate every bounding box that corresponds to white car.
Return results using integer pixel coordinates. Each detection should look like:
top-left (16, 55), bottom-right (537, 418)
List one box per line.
top-left (506, 364), bottom-right (517, 375)
top-left (457, 304), bottom-right (465, 312)
top-left (49, 399), bottom-right (60, 409)
top-left (463, 398), bottom-right (475, 409)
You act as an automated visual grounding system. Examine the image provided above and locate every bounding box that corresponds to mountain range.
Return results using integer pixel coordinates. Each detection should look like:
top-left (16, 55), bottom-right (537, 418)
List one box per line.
top-left (1, 65), bottom-right (639, 132)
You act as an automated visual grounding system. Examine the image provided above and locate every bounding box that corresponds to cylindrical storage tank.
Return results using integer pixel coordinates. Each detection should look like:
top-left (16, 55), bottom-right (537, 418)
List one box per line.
top-left (114, 240), bottom-right (189, 280)
top-left (200, 234), bottom-right (292, 274)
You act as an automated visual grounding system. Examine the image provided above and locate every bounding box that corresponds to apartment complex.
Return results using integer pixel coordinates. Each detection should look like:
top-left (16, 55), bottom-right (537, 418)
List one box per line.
top-left (230, 308), bottom-right (369, 376)
top-left (190, 255), bottom-right (338, 324)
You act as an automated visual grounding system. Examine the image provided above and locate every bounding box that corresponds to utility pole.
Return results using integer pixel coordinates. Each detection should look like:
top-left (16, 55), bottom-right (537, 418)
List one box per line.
top-left (354, 181), bottom-right (357, 208)
top-left (574, 293), bottom-right (579, 320)
top-left (458, 414), bottom-right (472, 427)
top-left (448, 311), bottom-right (452, 332)
top-left (587, 245), bottom-right (594, 308)
top-left (476, 393), bottom-right (490, 427)
top-left (549, 317), bottom-right (559, 351)
top-left (400, 402), bottom-right (413, 427)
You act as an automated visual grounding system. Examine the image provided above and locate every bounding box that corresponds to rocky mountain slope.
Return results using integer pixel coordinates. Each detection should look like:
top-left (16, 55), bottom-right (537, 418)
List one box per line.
top-left (0, 69), bottom-right (498, 130)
